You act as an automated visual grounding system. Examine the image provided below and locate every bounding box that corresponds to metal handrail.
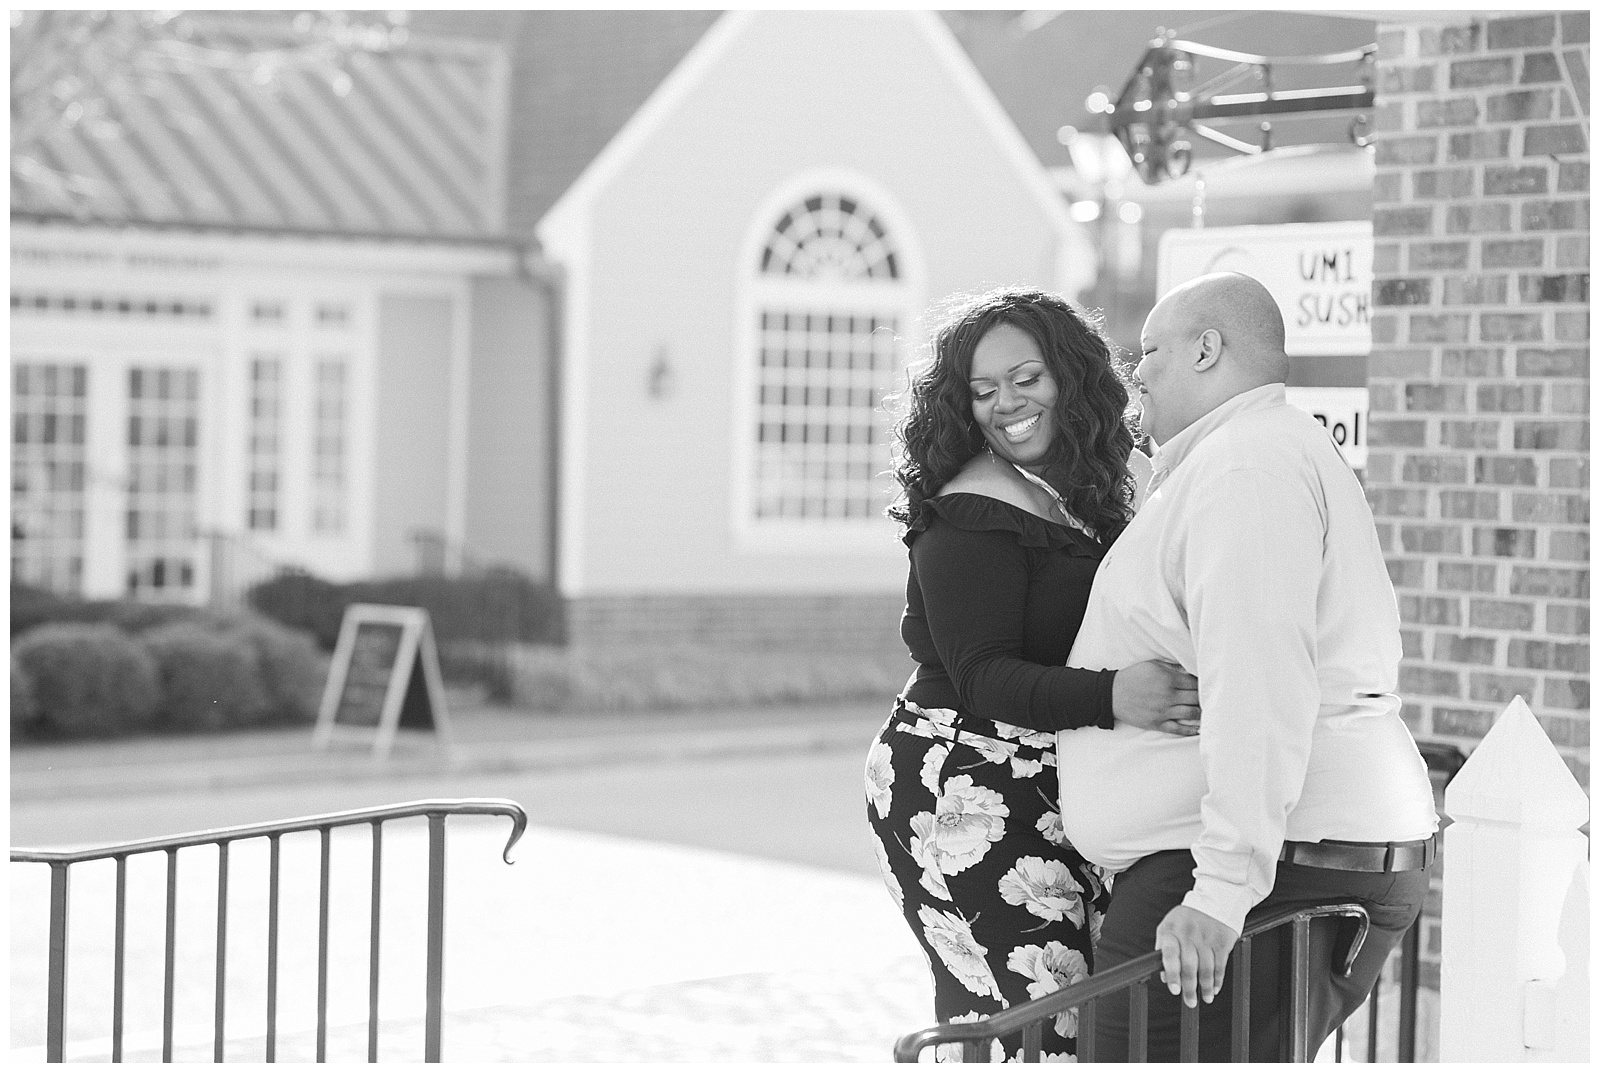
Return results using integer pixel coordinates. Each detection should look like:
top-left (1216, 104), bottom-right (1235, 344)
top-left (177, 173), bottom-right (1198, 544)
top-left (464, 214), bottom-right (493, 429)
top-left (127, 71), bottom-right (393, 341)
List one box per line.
top-left (893, 901), bottom-right (1372, 1063)
top-left (11, 798), bottom-right (527, 1064)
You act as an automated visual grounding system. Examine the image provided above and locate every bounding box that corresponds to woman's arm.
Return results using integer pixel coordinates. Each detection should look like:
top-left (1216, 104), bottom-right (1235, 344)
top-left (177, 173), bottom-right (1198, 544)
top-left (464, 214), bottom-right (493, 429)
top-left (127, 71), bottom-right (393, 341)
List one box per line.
top-left (913, 517), bottom-right (1200, 734)
top-left (912, 518), bottom-right (1113, 732)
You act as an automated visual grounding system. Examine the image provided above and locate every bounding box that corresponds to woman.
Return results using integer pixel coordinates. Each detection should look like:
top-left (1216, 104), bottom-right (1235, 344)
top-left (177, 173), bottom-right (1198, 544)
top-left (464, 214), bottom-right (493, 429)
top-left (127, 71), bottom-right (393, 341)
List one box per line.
top-left (865, 288), bottom-right (1197, 1061)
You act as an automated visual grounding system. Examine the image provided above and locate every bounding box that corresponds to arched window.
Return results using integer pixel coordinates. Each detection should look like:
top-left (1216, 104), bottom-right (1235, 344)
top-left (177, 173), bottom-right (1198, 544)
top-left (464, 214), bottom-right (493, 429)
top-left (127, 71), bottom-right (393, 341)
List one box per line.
top-left (759, 194), bottom-right (899, 281)
top-left (740, 188), bottom-right (916, 538)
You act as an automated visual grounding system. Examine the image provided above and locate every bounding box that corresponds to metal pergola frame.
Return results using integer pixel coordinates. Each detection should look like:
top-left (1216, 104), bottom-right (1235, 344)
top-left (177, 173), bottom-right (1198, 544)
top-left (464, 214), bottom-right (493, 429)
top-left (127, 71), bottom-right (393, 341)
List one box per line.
top-left (1102, 36), bottom-right (1378, 184)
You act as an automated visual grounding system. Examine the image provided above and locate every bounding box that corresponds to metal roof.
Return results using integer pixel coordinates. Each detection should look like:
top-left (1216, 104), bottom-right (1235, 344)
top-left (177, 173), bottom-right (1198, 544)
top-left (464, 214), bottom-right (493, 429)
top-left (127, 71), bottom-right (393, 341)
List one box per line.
top-left (10, 11), bottom-right (1378, 243)
top-left (11, 14), bottom-right (507, 242)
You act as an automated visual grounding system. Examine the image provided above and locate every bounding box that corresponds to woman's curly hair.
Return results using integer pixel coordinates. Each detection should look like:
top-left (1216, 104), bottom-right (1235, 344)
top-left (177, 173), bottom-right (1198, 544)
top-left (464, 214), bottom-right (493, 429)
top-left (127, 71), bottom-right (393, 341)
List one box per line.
top-left (887, 287), bottom-right (1137, 538)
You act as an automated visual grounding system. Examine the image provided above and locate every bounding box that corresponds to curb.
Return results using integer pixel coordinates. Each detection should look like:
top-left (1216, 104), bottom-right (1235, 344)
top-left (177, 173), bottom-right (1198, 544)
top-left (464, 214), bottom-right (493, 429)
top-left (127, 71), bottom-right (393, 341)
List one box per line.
top-left (10, 719), bottom-right (881, 803)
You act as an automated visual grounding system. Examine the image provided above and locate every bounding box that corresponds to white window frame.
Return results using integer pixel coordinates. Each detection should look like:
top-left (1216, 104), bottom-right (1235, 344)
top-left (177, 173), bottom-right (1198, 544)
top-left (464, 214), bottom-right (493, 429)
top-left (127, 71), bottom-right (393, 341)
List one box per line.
top-left (731, 169), bottom-right (925, 553)
top-left (245, 352), bottom-right (285, 533)
top-left (11, 360), bottom-right (91, 594)
top-left (222, 281), bottom-right (375, 582)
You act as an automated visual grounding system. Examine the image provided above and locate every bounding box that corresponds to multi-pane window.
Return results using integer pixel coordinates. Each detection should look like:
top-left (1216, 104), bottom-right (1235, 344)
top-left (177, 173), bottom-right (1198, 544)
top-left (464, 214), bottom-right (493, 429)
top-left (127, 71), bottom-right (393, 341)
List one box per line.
top-left (10, 291), bottom-right (214, 321)
top-left (246, 356), bottom-right (283, 532)
top-left (747, 190), bottom-right (907, 526)
top-left (312, 356), bottom-right (348, 534)
top-left (126, 366), bottom-right (200, 598)
top-left (12, 363), bottom-right (88, 593)
top-left (315, 303), bottom-right (351, 329)
top-left (753, 311), bottom-right (900, 520)
top-left (250, 300), bottom-right (286, 326)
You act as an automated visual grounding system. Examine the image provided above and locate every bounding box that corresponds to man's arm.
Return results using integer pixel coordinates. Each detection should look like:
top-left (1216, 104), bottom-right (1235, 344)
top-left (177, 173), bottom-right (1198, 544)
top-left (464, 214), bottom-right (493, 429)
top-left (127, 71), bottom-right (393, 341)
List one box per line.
top-left (1158, 464), bottom-right (1325, 1005)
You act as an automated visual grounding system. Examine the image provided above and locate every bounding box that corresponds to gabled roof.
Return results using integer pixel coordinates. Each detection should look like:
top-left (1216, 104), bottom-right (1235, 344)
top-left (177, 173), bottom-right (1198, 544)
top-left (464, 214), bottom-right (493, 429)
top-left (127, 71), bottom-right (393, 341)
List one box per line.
top-left (478, 9), bottom-right (723, 235)
top-left (538, 10), bottom-right (1081, 262)
top-left (9, 10), bottom-right (1379, 244)
top-left (11, 13), bottom-right (507, 241)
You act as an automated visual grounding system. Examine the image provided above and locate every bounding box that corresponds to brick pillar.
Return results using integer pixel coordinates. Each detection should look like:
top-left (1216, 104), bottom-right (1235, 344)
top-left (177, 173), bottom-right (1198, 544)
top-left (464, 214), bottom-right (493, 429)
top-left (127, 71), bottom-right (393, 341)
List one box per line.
top-left (1368, 14), bottom-right (1590, 1019)
top-left (1368, 12), bottom-right (1590, 793)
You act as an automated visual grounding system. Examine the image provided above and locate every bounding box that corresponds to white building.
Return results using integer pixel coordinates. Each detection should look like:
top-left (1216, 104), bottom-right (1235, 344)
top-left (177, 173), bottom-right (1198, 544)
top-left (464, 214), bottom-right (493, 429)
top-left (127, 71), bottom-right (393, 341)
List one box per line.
top-left (10, 10), bottom-right (1091, 650)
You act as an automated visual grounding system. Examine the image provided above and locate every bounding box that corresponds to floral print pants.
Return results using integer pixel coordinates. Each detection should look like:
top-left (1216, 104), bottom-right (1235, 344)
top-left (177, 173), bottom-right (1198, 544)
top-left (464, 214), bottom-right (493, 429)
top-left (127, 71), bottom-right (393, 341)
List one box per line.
top-left (865, 699), bottom-right (1109, 1062)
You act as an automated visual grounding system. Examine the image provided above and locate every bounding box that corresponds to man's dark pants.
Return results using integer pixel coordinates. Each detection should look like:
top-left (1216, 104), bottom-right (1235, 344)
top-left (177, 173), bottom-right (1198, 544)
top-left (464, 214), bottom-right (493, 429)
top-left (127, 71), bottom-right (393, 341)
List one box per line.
top-left (1090, 850), bottom-right (1429, 1062)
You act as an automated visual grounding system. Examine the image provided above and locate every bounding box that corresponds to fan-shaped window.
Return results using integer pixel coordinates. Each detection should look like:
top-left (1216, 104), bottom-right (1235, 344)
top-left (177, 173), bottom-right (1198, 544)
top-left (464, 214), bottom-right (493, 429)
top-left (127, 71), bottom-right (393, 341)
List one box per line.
top-left (759, 194), bottom-right (899, 281)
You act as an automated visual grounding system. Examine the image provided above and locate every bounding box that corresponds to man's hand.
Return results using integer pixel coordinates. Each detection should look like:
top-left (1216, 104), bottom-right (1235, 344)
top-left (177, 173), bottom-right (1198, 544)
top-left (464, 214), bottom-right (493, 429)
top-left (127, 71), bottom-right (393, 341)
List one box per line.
top-left (1112, 659), bottom-right (1201, 736)
top-left (1155, 905), bottom-right (1239, 1008)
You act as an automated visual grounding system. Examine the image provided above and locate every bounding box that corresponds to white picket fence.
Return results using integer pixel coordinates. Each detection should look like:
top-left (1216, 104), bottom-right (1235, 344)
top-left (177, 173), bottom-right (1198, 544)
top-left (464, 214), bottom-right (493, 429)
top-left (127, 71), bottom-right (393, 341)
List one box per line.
top-left (1440, 696), bottom-right (1590, 1063)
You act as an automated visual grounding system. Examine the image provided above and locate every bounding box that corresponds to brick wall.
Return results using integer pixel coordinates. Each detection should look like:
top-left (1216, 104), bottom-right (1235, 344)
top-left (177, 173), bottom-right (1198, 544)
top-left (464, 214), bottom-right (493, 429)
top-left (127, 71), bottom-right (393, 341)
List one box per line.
top-left (1370, 10), bottom-right (1589, 1006)
top-left (565, 592), bottom-right (909, 652)
top-left (1369, 12), bottom-right (1590, 787)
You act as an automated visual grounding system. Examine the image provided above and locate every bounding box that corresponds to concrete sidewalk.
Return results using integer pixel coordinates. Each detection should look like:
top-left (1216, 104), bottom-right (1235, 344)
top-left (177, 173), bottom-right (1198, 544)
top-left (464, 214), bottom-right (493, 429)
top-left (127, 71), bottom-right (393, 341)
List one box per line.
top-left (10, 696), bottom-right (891, 802)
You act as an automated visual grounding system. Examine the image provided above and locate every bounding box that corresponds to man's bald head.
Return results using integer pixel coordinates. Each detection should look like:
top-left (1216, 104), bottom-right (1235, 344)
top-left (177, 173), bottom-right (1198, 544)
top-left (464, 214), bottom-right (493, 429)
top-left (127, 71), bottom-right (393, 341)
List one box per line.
top-left (1134, 272), bottom-right (1291, 444)
top-left (1158, 272), bottom-right (1289, 383)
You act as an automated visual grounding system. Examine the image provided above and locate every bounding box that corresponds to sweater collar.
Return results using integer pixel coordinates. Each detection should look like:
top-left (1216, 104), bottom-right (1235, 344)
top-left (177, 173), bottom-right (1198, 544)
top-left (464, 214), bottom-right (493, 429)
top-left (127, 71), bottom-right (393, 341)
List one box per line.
top-left (1147, 382), bottom-right (1286, 494)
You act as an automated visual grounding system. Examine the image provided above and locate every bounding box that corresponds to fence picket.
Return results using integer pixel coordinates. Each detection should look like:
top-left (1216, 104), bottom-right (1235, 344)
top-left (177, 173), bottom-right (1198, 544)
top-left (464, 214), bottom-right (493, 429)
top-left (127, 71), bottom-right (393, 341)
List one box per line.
top-left (11, 799), bottom-right (526, 1064)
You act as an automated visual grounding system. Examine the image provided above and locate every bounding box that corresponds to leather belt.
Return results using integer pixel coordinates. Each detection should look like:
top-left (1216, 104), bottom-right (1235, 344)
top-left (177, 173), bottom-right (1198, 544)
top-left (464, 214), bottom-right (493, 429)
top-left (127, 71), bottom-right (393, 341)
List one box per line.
top-left (1279, 836), bottom-right (1436, 873)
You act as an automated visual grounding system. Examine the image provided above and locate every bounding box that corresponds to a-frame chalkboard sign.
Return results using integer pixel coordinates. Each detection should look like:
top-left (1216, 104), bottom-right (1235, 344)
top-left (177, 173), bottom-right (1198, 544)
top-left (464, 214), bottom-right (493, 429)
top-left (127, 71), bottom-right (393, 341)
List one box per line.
top-left (312, 603), bottom-right (454, 760)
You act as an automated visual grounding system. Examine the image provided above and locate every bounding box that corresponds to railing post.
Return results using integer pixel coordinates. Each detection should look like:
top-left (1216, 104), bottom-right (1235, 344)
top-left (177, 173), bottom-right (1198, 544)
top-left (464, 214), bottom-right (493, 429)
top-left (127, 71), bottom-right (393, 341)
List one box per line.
top-left (12, 799), bottom-right (525, 1065)
top-left (1440, 697), bottom-right (1590, 1062)
top-left (45, 862), bottom-right (69, 1064)
top-left (424, 812), bottom-right (447, 1062)
top-left (1397, 920), bottom-right (1419, 1062)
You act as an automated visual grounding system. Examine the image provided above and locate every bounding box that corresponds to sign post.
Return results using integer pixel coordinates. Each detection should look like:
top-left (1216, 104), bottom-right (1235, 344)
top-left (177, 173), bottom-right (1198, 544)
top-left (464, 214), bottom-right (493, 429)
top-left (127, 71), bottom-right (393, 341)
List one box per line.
top-left (312, 603), bottom-right (454, 760)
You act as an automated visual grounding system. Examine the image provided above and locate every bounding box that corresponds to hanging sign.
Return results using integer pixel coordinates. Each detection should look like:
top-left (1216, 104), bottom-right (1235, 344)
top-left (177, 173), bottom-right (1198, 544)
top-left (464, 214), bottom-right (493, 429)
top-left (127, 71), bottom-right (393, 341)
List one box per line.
top-left (1285, 386), bottom-right (1369, 469)
top-left (1156, 221), bottom-right (1373, 357)
top-left (312, 603), bottom-right (453, 759)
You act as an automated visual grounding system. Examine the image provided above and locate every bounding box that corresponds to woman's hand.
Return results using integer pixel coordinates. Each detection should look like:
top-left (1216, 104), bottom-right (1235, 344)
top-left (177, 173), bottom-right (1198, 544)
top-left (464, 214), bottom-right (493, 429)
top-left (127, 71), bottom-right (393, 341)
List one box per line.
top-left (1112, 660), bottom-right (1200, 735)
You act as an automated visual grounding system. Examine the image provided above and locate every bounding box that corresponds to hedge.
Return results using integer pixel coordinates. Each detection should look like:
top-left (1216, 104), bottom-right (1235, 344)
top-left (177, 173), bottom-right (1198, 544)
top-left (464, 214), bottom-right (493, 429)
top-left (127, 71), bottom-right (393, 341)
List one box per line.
top-left (10, 585), bottom-right (328, 739)
top-left (221, 615), bottom-right (325, 724)
top-left (142, 622), bottom-right (274, 733)
top-left (13, 623), bottom-right (162, 738)
top-left (11, 581), bottom-right (235, 638)
top-left (11, 653), bottom-right (39, 735)
top-left (247, 569), bottom-right (562, 650)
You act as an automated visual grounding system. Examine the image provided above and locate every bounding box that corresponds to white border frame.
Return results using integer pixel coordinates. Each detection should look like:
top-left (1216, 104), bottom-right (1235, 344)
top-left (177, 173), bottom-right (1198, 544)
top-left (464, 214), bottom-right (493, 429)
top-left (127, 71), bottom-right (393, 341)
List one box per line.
top-left (730, 167), bottom-right (925, 554)
top-left (311, 602), bottom-right (453, 760)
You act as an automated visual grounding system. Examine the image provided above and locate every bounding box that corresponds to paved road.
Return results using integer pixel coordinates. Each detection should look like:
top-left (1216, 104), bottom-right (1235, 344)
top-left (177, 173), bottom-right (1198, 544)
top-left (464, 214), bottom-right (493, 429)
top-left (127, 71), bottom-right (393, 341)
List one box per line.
top-left (11, 742), bottom-right (885, 879)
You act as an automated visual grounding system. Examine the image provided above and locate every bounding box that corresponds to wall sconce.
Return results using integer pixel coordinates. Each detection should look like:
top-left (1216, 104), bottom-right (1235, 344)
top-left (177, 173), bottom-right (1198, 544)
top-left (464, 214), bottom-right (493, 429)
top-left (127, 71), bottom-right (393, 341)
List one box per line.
top-left (647, 345), bottom-right (675, 399)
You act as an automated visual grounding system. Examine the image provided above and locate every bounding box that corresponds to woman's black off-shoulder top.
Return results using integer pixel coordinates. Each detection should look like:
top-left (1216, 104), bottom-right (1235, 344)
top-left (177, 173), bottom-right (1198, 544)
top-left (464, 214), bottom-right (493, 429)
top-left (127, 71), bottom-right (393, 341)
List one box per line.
top-left (900, 493), bottom-right (1116, 732)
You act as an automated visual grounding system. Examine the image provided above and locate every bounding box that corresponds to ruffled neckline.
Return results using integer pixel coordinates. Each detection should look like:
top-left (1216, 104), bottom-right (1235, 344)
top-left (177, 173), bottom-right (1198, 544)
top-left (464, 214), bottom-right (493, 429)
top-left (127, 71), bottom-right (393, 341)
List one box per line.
top-left (903, 493), bottom-right (1105, 553)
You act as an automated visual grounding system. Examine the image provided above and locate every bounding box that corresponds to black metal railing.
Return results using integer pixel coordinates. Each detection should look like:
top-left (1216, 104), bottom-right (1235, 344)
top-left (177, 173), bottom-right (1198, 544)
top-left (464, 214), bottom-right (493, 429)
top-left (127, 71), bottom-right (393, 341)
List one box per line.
top-left (10, 798), bottom-right (527, 1063)
top-left (894, 902), bottom-right (1389, 1063)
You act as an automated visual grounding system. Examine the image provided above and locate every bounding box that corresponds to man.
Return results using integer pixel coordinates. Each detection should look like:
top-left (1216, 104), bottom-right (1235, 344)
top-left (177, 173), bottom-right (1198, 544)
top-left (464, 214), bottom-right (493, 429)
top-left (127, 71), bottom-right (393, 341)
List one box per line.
top-left (1059, 272), bottom-right (1438, 1061)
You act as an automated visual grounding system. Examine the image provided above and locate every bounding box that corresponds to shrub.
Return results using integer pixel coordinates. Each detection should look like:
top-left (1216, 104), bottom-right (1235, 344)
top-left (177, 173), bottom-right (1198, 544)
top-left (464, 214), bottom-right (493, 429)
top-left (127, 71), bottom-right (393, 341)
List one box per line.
top-left (351, 570), bottom-right (564, 646)
top-left (10, 581), bottom-right (234, 638)
top-left (11, 654), bottom-right (39, 736)
top-left (248, 568), bottom-right (563, 651)
top-left (12, 623), bottom-right (161, 738)
top-left (511, 644), bottom-right (911, 712)
top-left (436, 640), bottom-right (515, 703)
top-left (11, 581), bottom-right (71, 637)
top-left (217, 614), bottom-right (328, 725)
top-left (243, 570), bottom-right (349, 650)
top-left (142, 622), bottom-right (273, 733)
